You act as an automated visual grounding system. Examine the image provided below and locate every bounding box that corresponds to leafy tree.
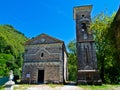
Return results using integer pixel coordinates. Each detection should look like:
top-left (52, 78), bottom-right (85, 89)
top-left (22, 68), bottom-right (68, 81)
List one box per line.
top-left (0, 36), bottom-right (7, 53)
top-left (67, 40), bottom-right (77, 81)
top-left (90, 13), bottom-right (116, 83)
top-left (0, 53), bottom-right (14, 76)
top-left (0, 24), bottom-right (28, 80)
top-left (106, 12), bottom-right (120, 84)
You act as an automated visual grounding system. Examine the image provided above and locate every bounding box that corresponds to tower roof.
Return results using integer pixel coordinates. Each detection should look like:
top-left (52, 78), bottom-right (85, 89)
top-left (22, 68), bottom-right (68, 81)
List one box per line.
top-left (73, 5), bottom-right (92, 19)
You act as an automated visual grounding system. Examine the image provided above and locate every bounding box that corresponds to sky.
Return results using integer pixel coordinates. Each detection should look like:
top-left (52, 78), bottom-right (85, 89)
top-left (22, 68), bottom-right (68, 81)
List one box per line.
top-left (0, 0), bottom-right (120, 45)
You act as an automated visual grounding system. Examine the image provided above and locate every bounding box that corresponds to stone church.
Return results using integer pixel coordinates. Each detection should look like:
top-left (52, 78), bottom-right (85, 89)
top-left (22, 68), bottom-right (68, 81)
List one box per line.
top-left (73, 5), bottom-right (101, 84)
top-left (22, 33), bottom-right (68, 84)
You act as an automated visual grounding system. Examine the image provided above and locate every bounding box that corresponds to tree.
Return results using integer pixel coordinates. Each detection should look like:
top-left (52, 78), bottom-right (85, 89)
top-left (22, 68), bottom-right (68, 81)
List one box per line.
top-left (0, 24), bottom-right (28, 79)
top-left (90, 12), bottom-right (116, 83)
top-left (67, 40), bottom-right (77, 81)
top-left (106, 11), bottom-right (120, 83)
top-left (0, 53), bottom-right (14, 76)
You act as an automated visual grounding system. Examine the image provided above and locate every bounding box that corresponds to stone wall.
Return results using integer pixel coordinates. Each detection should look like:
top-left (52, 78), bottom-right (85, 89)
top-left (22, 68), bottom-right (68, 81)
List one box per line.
top-left (22, 42), bottom-right (66, 84)
top-left (22, 62), bottom-right (63, 83)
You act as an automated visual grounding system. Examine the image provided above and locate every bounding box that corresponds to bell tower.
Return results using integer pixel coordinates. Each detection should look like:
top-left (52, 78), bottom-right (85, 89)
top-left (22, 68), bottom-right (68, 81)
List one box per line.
top-left (74, 5), bottom-right (101, 84)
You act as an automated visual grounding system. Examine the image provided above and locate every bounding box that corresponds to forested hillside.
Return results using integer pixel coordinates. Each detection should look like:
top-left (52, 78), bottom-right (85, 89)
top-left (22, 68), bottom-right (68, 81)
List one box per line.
top-left (0, 25), bottom-right (28, 78)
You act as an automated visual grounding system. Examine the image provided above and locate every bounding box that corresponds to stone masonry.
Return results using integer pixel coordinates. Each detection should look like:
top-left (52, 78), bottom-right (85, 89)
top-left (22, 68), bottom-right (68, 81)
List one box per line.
top-left (74, 5), bottom-right (101, 84)
top-left (22, 33), bottom-right (68, 84)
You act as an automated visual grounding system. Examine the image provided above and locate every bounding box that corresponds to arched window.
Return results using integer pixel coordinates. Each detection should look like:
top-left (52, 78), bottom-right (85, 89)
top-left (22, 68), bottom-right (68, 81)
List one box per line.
top-left (41, 53), bottom-right (44, 57)
top-left (81, 23), bottom-right (87, 30)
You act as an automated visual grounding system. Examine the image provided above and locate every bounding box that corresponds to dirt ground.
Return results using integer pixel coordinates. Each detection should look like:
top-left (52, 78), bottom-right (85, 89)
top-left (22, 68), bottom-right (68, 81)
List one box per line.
top-left (26, 84), bottom-right (83, 90)
top-left (14, 84), bottom-right (120, 90)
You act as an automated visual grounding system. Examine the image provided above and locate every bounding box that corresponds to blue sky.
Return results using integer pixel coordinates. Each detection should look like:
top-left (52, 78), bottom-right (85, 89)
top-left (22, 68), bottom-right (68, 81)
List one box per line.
top-left (0, 0), bottom-right (120, 45)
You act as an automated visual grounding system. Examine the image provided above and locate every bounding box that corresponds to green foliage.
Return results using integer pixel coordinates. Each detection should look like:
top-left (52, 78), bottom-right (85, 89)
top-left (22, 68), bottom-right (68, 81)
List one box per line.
top-left (79, 84), bottom-right (120, 90)
top-left (90, 12), bottom-right (119, 84)
top-left (0, 24), bottom-right (28, 79)
top-left (67, 40), bottom-right (76, 54)
top-left (106, 14), bottom-right (120, 84)
top-left (0, 53), bottom-right (15, 76)
top-left (67, 40), bottom-right (77, 81)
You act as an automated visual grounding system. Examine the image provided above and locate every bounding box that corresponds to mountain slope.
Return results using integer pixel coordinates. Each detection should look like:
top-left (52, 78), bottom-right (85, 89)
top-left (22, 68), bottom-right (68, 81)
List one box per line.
top-left (0, 24), bottom-right (29, 78)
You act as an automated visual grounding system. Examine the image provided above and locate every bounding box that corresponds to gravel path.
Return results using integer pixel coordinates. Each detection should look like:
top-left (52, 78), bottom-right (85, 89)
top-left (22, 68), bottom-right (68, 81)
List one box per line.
top-left (26, 85), bottom-right (83, 90)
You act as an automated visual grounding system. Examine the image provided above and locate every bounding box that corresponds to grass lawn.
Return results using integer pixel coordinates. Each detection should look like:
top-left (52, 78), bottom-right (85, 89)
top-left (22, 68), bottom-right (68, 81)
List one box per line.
top-left (48, 83), bottom-right (63, 88)
top-left (14, 84), bottom-right (31, 90)
top-left (0, 86), bottom-right (4, 90)
top-left (79, 84), bottom-right (120, 90)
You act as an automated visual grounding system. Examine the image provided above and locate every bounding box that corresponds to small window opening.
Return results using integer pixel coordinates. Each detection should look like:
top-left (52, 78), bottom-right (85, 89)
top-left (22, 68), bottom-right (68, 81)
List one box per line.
top-left (41, 53), bottom-right (44, 57)
top-left (82, 14), bottom-right (85, 17)
top-left (81, 23), bottom-right (86, 29)
top-left (81, 23), bottom-right (87, 31)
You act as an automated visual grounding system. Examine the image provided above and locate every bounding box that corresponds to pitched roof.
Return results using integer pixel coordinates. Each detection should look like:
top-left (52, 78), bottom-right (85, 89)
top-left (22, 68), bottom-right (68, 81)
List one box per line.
top-left (25, 33), bottom-right (64, 45)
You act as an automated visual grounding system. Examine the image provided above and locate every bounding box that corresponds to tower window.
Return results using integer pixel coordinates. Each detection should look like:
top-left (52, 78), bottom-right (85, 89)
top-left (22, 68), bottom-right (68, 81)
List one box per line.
top-left (41, 53), bottom-right (44, 57)
top-left (81, 23), bottom-right (87, 30)
top-left (82, 14), bottom-right (85, 17)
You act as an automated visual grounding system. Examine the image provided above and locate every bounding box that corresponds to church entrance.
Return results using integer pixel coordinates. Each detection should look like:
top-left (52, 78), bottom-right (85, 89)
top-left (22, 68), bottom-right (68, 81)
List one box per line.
top-left (38, 70), bottom-right (44, 83)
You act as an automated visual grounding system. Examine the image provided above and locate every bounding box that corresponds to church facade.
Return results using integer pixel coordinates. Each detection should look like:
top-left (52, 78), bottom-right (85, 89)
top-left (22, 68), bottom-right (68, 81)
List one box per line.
top-left (22, 33), bottom-right (68, 84)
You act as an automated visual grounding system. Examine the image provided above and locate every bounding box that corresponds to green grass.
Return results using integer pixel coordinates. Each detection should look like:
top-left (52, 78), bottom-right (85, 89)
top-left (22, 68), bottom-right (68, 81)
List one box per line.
top-left (0, 85), bottom-right (4, 90)
top-left (14, 84), bottom-right (30, 90)
top-left (48, 83), bottom-right (63, 88)
top-left (79, 84), bottom-right (120, 90)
